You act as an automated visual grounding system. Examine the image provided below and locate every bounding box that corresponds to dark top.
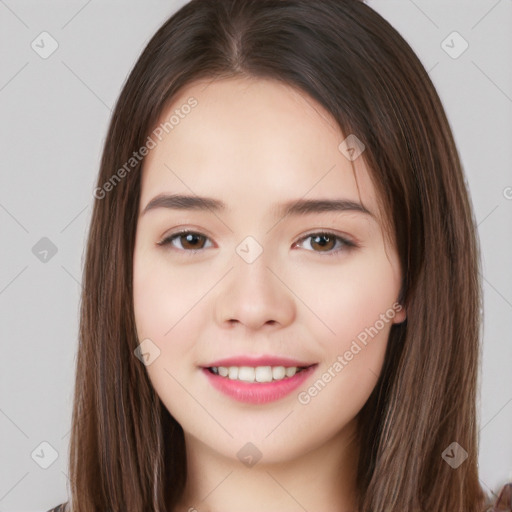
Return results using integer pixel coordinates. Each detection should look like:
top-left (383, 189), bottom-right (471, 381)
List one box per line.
top-left (47, 505), bottom-right (66, 512)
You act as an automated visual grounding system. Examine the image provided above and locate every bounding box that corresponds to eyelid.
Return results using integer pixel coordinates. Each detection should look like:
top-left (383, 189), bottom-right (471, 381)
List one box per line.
top-left (156, 229), bottom-right (214, 252)
top-left (157, 228), bottom-right (359, 255)
top-left (296, 229), bottom-right (357, 246)
top-left (293, 230), bottom-right (358, 256)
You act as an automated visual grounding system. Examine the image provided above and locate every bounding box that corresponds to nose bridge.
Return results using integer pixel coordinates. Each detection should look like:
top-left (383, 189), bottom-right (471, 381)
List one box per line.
top-left (213, 233), bottom-right (295, 330)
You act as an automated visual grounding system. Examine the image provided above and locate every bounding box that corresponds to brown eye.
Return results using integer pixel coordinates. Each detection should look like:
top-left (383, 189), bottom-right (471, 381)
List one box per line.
top-left (178, 232), bottom-right (207, 250)
top-left (309, 233), bottom-right (336, 252)
top-left (157, 231), bottom-right (212, 252)
top-left (295, 232), bottom-right (357, 256)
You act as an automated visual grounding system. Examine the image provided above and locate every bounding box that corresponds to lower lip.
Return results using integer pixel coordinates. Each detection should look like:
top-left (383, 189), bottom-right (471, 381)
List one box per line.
top-left (201, 365), bottom-right (317, 404)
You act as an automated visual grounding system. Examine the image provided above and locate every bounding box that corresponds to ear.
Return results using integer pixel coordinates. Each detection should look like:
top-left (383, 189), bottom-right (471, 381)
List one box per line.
top-left (391, 302), bottom-right (407, 324)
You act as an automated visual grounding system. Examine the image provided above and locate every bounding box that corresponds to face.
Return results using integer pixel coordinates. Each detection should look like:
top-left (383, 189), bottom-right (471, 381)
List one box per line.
top-left (132, 76), bottom-right (406, 464)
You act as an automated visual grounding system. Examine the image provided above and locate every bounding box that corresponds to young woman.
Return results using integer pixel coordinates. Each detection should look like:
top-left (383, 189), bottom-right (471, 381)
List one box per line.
top-left (48, 0), bottom-right (511, 510)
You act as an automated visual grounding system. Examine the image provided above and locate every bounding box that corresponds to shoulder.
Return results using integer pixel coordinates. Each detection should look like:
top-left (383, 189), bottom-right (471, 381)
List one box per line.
top-left (485, 482), bottom-right (511, 511)
top-left (46, 503), bottom-right (68, 512)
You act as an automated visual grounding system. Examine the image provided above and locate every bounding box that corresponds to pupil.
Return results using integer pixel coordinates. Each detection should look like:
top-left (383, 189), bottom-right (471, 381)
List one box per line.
top-left (313, 234), bottom-right (333, 250)
top-left (184, 233), bottom-right (201, 248)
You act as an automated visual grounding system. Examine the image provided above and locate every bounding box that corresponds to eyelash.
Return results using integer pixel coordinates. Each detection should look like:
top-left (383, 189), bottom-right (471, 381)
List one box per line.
top-left (156, 229), bottom-right (358, 257)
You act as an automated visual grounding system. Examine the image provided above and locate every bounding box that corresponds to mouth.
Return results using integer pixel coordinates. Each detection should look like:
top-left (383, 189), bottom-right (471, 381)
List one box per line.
top-left (204, 364), bottom-right (313, 383)
top-left (201, 362), bottom-right (318, 404)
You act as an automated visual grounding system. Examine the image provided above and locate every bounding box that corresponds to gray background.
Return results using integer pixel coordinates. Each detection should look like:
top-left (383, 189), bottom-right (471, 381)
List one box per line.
top-left (0, 1), bottom-right (511, 510)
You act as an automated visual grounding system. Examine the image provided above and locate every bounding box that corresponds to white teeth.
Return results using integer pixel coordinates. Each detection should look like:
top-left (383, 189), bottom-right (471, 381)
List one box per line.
top-left (210, 365), bottom-right (304, 383)
top-left (285, 367), bottom-right (297, 377)
top-left (256, 366), bottom-right (273, 382)
top-left (272, 366), bottom-right (286, 380)
top-left (238, 367), bottom-right (255, 382)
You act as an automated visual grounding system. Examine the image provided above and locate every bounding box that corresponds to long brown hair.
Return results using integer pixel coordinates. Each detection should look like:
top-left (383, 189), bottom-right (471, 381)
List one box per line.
top-left (63, 0), bottom-right (491, 510)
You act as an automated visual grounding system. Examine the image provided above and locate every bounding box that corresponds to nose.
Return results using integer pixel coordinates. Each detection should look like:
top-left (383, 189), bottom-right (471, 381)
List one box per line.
top-left (213, 248), bottom-right (296, 332)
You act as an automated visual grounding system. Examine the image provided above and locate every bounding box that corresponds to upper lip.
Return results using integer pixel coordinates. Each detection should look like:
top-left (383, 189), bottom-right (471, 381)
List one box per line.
top-left (203, 355), bottom-right (316, 368)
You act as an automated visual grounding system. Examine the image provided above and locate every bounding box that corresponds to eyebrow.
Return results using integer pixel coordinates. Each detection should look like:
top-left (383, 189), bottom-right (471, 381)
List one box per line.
top-left (140, 193), bottom-right (374, 218)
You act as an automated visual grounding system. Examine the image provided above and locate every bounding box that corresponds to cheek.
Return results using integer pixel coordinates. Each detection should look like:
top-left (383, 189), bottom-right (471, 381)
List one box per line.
top-left (132, 244), bottom-right (222, 337)
top-left (293, 247), bottom-right (400, 346)
top-left (293, 262), bottom-right (397, 436)
top-left (133, 253), bottom-right (209, 418)
top-left (289, 248), bottom-right (399, 405)
top-left (133, 248), bottom-right (208, 341)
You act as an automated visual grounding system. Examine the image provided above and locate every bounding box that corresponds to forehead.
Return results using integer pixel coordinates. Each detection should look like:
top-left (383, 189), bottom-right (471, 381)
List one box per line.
top-left (139, 76), bottom-right (380, 221)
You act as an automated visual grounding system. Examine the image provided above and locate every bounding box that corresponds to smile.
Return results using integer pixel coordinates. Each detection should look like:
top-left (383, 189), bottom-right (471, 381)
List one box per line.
top-left (207, 365), bottom-right (307, 382)
top-left (202, 364), bottom-right (318, 404)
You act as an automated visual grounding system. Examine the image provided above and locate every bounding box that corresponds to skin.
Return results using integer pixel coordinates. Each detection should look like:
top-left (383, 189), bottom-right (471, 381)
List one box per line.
top-left (132, 76), bottom-right (406, 512)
